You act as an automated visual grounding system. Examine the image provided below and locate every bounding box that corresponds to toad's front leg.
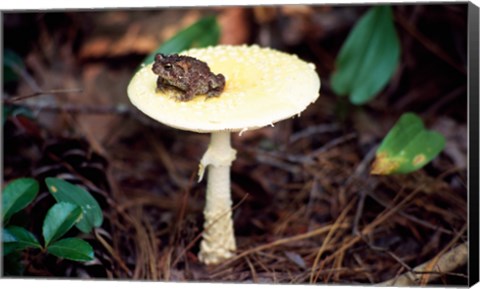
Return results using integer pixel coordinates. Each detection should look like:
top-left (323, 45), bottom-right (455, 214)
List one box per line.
top-left (156, 77), bottom-right (169, 93)
top-left (176, 88), bottom-right (195, 102)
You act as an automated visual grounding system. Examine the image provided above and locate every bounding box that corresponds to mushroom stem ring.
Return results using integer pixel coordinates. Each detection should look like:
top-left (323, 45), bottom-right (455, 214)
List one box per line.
top-left (198, 131), bottom-right (237, 264)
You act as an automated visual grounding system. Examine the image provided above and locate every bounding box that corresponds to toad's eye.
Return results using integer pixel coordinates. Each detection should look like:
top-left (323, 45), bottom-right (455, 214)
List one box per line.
top-left (164, 63), bottom-right (172, 69)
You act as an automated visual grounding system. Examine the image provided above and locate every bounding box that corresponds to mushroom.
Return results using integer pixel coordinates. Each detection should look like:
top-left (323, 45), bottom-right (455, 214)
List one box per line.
top-left (127, 45), bottom-right (320, 265)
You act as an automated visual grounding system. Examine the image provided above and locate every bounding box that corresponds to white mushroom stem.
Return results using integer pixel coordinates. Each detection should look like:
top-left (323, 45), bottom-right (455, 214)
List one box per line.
top-left (197, 131), bottom-right (237, 264)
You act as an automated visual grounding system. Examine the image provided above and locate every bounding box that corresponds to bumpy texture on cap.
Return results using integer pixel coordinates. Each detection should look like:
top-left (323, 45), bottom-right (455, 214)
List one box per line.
top-left (128, 45), bottom-right (321, 133)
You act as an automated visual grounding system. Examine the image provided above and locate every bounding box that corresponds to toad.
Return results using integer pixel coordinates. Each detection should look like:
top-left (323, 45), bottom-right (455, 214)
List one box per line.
top-left (152, 53), bottom-right (226, 102)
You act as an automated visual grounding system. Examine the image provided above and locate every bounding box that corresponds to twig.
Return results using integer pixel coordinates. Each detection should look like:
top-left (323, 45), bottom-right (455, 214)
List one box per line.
top-left (377, 242), bottom-right (468, 286)
top-left (353, 254), bottom-right (375, 283)
top-left (320, 186), bottom-right (425, 266)
top-left (94, 229), bottom-right (132, 277)
top-left (130, 207), bottom-right (151, 279)
top-left (3, 88), bottom-right (83, 103)
top-left (352, 188), bottom-right (367, 235)
top-left (287, 123), bottom-right (342, 145)
top-left (251, 253), bottom-right (273, 277)
top-left (308, 132), bottom-right (357, 158)
top-left (311, 198), bottom-right (356, 283)
top-left (255, 153), bottom-right (301, 175)
top-left (147, 133), bottom-right (189, 189)
top-left (395, 14), bottom-right (466, 75)
top-left (424, 86), bottom-right (467, 117)
top-left (5, 57), bottom-right (42, 91)
top-left (419, 225), bottom-right (467, 285)
top-left (143, 214), bottom-right (160, 280)
top-left (14, 102), bottom-right (131, 115)
top-left (245, 256), bottom-right (258, 282)
top-left (330, 246), bottom-right (345, 282)
top-left (345, 144), bottom-right (378, 188)
top-left (4, 56), bottom-right (85, 105)
top-left (367, 190), bottom-right (454, 235)
top-left (260, 132), bottom-right (357, 165)
top-left (217, 222), bottom-right (351, 269)
top-left (359, 234), bottom-right (414, 276)
top-left (3, 58), bottom-right (134, 119)
top-left (342, 145), bottom-right (378, 235)
top-left (73, 112), bottom-right (109, 156)
top-left (305, 178), bottom-right (320, 230)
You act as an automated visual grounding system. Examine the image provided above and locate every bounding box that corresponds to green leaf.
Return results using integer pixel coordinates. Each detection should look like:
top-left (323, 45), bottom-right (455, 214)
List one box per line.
top-left (2, 178), bottom-right (39, 223)
top-left (3, 226), bottom-right (41, 256)
top-left (141, 15), bottom-right (220, 66)
top-left (3, 49), bottom-right (24, 83)
top-left (331, 6), bottom-right (400, 105)
top-left (47, 238), bottom-right (94, 262)
top-left (42, 202), bottom-right (83, 247)
top-left (45, 178), bottom-right (103, 233)
top-left (371, 112), bottom-right (446, 175)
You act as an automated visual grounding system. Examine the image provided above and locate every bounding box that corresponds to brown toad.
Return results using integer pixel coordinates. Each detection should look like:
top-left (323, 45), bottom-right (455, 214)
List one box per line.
top-left (152, 53), bottom-right (226, 102)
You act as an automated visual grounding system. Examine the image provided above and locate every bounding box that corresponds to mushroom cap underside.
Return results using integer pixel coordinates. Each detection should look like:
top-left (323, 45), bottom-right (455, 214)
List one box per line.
top-left (128, 45), bottom-right (321, 133)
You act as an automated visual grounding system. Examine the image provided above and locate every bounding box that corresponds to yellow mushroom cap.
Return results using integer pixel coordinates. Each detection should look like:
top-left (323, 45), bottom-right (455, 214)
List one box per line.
top-left (127, 45), bottom-right (321, 133)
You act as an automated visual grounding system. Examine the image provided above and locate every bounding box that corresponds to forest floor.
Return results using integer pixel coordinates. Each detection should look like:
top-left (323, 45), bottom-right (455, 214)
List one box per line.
top-left (3, 4), bottom-right (469, 285)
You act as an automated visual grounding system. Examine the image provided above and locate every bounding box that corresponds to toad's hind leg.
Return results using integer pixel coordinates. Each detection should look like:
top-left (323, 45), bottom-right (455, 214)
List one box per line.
top-left (206, 88), bottom-right (222, 99)
top-left (206, 75), bottom-right (226, 99)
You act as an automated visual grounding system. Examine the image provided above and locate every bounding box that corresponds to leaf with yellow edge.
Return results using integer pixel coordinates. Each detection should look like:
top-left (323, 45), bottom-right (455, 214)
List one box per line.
top-left (371, 112), bottom-right (445, 175)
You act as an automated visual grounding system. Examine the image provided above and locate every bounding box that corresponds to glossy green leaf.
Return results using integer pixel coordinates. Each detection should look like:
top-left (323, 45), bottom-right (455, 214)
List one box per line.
top-left (47, 238), bottom-right (94, 262)
top-left (3, 226), bottom-right (41, 256)
top-left (331, 6), bottom-right (400, 105)
top-left (2, 178), bottom-right (39, 223)
top-left (45, 178), bottom-right (103, 233)
top-left (3, 242), bottom-right (17, 256)
top-left (371, 112), bottom-right (446, 175)
top-left (42, 202), bottom-right (83, 247)
top-left (141, 15), bottom-right (220, 66)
